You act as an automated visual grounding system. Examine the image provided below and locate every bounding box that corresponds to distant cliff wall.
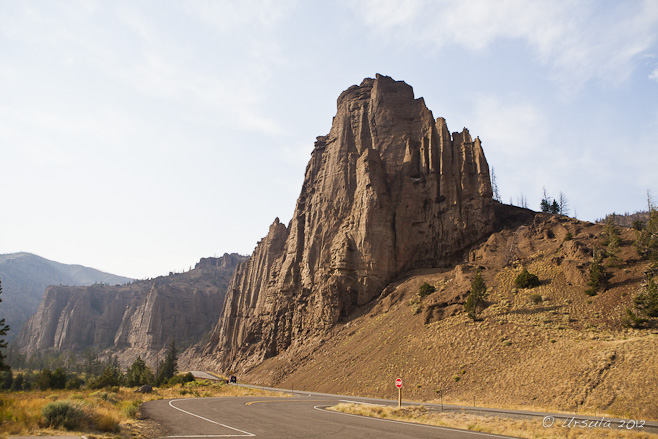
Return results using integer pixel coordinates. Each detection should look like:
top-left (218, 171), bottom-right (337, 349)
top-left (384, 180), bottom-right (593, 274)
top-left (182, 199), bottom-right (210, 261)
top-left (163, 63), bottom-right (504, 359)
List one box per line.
top-left (16, 253), bottom-right (245, 367)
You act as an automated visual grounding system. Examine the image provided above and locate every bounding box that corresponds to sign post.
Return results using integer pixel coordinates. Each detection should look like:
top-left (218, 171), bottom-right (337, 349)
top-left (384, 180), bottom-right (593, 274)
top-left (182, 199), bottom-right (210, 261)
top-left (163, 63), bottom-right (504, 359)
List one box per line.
top-left (395, 378), bottom-right (402, 408)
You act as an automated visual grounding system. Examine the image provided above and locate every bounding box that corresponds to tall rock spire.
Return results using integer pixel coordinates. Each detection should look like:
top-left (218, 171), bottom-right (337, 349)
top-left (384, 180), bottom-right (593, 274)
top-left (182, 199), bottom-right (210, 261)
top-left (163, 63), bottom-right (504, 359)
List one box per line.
top-left (206, 75), bottom-right (494, 370)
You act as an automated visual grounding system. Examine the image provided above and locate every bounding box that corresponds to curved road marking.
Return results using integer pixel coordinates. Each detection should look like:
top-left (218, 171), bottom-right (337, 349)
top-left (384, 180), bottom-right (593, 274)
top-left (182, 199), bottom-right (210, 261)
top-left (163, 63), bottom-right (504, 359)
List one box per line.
top-left (245, 399), bottom-right (326, 406)
top-left (313, 405), bottom-right (512, 438)
top-left (168, 399), bottom-right (255, 437)
top-left (339, 399), bottom-right (380, 406)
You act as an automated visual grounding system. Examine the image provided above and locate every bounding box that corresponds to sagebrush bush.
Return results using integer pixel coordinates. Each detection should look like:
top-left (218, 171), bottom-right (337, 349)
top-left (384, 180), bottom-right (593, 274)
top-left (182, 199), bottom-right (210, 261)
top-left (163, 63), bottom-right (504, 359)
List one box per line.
top-left (41, 401), bottom-right (86, 430)
top-left (94, 411), bottom-right (119, 432)
top-left (121, 400), bottom-right (141, 419)
top-left (528, 293), bottom-right (542, 304)
top-left (90, 391), bottom-right (118, 404)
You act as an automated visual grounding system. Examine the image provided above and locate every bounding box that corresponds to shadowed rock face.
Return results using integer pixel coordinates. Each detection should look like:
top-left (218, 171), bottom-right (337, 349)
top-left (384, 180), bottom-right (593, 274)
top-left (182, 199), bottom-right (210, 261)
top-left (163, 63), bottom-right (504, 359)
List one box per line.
top-left (16, 253), bottom-right (245, 367)
top-left (203, 75), bottom-right (494, 371)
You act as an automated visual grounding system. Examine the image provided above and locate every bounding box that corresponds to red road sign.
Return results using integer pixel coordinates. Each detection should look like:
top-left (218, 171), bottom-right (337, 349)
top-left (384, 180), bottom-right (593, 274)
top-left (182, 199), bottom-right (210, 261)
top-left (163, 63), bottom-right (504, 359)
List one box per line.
top-left (395, 378), bottom-right (402, 388)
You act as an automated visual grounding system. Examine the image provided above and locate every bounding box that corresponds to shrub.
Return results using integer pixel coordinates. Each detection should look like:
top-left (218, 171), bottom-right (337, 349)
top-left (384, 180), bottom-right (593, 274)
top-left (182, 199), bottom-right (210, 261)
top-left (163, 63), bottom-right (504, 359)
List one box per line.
top-left (41, 401), bottom-right (85, 430)
top-left (514, 269), bottom-right (540, 289)
top-left (622, 308), bottom-right (647, 328)
top-left (168, 372), bottom-right (195, 386)
top-left (65, 377), bottom-right (84, 390)
top-left (408, 298), bottom-right (423, 314)
top-left (90, 391), bottom-right (118, 404)
top-left (87, 365), bottom-right (124, 389)
top-left (94, 412), bottom-right (119, 432)
top-left (564, 232), bottom-right (573, 242)
top-left (418, 282), bottom-right (436, 298)
top-left (529, 293), bottom-right (543, 304)
top-left (121, 400), bottom-right (141, 419)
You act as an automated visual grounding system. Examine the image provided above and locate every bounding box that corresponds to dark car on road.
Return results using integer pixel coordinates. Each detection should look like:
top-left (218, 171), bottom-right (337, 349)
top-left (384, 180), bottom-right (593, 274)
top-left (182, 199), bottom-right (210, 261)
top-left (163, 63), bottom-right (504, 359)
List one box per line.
top-left (229, 375), bottom-right (237, 383)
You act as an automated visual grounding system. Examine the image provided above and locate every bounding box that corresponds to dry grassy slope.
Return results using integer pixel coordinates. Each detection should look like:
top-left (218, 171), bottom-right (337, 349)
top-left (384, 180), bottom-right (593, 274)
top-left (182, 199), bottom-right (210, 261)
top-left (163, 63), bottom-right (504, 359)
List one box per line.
top-left (237, 213), bottom-right (658, 420)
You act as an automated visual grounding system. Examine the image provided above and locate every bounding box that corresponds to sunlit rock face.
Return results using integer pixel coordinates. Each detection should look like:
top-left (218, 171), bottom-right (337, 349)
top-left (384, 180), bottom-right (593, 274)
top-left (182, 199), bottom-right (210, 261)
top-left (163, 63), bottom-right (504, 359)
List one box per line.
top-left (202, 75), bottom-right (494, 371)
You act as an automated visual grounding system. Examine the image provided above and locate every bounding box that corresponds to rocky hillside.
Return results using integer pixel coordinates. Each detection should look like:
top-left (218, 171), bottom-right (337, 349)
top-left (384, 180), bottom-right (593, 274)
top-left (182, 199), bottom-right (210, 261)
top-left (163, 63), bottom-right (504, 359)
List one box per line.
top-left (188, 75), bottom-right (495, 371)
top-left (16, 253), bottom-right (245, 367)
top-left (220, 206), bottom-right (658, 420)
top-left (0, 252), bottom-right (133, 342)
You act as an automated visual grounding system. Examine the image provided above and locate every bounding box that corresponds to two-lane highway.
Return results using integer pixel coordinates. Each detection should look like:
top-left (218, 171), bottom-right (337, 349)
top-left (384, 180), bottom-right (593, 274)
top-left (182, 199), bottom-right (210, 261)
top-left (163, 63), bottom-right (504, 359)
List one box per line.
top-left (143, 394), bottom-right (514, 438)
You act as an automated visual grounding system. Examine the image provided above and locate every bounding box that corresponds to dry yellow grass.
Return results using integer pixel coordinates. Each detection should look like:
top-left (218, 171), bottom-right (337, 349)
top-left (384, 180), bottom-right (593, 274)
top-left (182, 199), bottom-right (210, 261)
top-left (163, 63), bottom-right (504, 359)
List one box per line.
top-left (0, 380), bottom-right (286, 437)
top-left (329, 403), bottom-right (658, 439)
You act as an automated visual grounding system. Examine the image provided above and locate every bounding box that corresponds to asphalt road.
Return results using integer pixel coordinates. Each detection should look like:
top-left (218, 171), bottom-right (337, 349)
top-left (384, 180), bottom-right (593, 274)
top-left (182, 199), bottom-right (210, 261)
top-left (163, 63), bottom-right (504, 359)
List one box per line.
top-left (142, 394), bottom-right (515, 439)
top-left (240, 384), bottom-right (658, 435)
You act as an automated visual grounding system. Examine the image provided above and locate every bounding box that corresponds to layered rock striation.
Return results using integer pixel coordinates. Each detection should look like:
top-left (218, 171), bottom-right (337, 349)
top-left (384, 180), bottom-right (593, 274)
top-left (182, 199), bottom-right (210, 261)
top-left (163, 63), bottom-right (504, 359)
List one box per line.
top-left (204, 75), bottom-right (494, 371)
top-left (16, 253), bottom-right (245, 367)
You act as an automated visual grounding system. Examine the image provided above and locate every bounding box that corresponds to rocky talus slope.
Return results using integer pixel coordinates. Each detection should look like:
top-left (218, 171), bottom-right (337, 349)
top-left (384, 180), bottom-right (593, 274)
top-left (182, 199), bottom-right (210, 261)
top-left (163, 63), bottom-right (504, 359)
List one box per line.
top-left (16, 253), bottom-right (245, 367)
top-left (189, 75), bottom-right (495, 371)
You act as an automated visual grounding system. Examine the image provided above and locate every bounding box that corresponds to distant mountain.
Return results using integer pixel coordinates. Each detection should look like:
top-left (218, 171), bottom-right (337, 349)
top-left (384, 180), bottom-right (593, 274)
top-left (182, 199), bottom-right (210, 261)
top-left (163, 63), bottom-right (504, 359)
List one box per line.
top-left (0, 252), bottom-right (133, 342)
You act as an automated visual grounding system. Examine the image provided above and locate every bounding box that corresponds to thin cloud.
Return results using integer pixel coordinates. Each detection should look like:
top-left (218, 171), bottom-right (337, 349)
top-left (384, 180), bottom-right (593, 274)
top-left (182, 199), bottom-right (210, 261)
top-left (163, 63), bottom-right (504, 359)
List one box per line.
top-left (349, 0), bottom-right (658, 93)
top-left (650, 68), bottom-right (658, 82)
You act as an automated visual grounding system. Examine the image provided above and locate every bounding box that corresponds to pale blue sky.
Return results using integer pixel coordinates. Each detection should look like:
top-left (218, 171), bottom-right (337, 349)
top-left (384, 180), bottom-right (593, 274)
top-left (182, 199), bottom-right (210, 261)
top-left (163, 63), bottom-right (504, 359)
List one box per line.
top-left (2, 0), bottom-right (657, 279)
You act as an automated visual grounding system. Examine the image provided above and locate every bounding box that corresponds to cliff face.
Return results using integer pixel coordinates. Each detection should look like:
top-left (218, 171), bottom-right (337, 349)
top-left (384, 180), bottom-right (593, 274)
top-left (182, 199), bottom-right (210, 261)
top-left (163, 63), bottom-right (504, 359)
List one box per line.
top-left (203, 75), bottom-right (494, 371)
top-left (0, 252), bottom-right (133, 343)
top-left (16, 253), bottom-right (245, 367)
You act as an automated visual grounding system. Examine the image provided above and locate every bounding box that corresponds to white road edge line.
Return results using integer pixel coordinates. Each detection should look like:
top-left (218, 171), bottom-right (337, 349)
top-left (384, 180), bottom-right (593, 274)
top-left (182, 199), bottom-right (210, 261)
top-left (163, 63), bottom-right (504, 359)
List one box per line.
top-left (168, 399), bottom-right (255, 437)
top-left (339, 399), bottom-right (380, 406)
top-left (167, 436), bottom-right (248, 438)
top-left (313, 405), bottom-right (513, 438)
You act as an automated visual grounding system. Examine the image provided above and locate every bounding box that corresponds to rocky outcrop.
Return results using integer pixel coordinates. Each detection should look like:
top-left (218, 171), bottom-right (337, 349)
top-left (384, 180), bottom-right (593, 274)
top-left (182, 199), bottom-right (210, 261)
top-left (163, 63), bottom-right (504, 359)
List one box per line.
top-left (16, 253), bottom-right (245, 367)
top-left (202, 75), bottom-right (494, 371)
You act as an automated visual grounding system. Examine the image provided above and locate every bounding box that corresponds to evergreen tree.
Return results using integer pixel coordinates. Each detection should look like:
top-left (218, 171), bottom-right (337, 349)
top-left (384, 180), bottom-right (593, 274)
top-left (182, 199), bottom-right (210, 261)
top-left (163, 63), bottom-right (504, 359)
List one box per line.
top-left (88, 361), bottom-right (125, 389)
top-left (603, 217), bottom-right (621, 257)
top-left (550, 200), bottom-right (560, 214)
top-left (540, 188), bottom-right (551, 213)
top-left (10, 373), bottom-right (23, 391)
top-left (51, 368), bottom-right (67, 389)
top-left (464, 271), bottom-right (487, 321)
top-left (0, 277), bottom-right (10, 371)
top-left (585, 249), bottom-right (605, 296)
top-left (0, 369), bottom-right (12, 389)
top-left (35, 369), bottom-right (53, 390)
top-left (634, 275), bottom-right (658, 318)
top-left (157, 339), bottom-right (178, 385)
top-left (634, 199), bottom-right (658, 261)
top-left (126, 356), bottom-right (154, 387)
